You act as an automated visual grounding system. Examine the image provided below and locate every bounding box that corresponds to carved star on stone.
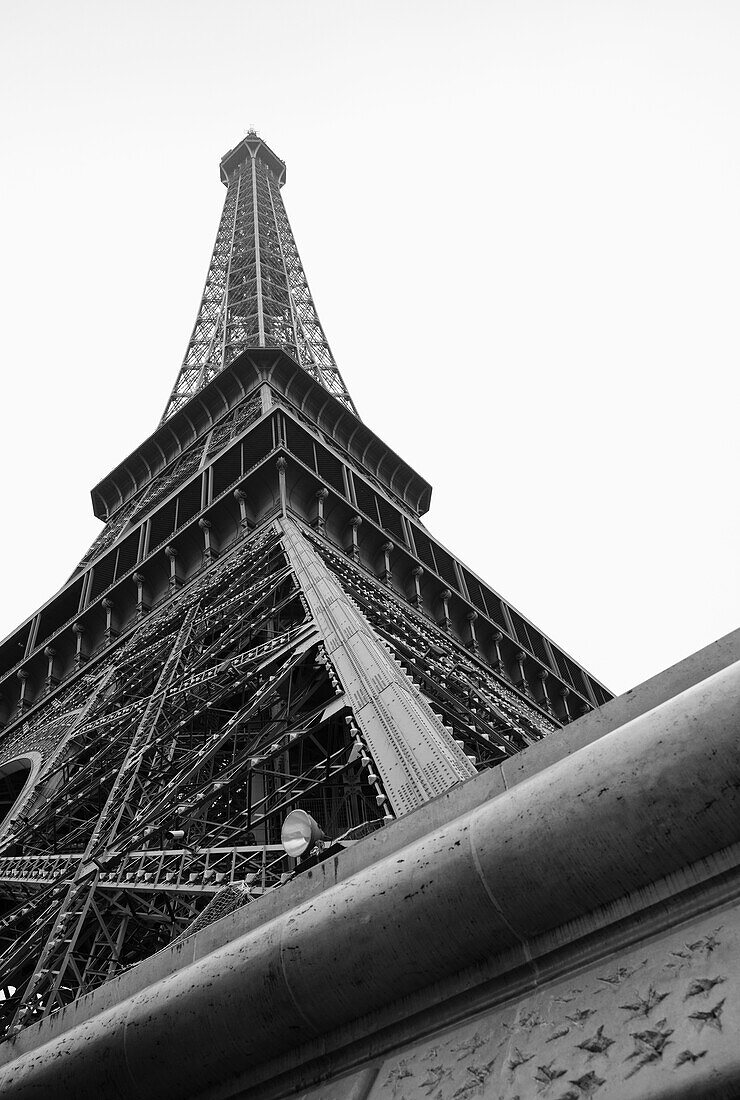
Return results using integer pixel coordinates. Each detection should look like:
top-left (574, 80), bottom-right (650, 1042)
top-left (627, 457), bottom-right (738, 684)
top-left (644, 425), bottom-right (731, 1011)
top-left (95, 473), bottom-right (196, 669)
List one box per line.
top-left (419, 1064), bottom-right (452, 1095)
top-left (451, 1031), bottom-right (489, 1061)
top-left (630, 1020), bottom-right (674, 1056)
top-left (565, 1007), bottom-right (596, 1026)
top-left (685, 929), bottom-right (722, 956)
top-left (465, 1059), bottom-right (497, 1089)
top-left (577, 1025), bottom-right (615, 1057)
top-left (534, 1060), bottom-right (567, 1086)
top-left (597, 966), bottom-right (633, 986)
top-left (624, 1019), bottom-right (674, 1078)
top-left (385, 1060), bottom-right (414, 1096)
top-left (568, 1070), bottom-right (606, 1096)
top-left (685, 976), bottom-right (725, 1000)
top-left (688, 998), bottom-right (724, 1032)
top-left (518, 1010), bottom-right (542, 1030)
top-left (676, 1049), bottom-right (708, 1067)
top-left (508, 1046), bottom-right (534, 1071)
top-left (619, 985), bottom-right (670, 1018)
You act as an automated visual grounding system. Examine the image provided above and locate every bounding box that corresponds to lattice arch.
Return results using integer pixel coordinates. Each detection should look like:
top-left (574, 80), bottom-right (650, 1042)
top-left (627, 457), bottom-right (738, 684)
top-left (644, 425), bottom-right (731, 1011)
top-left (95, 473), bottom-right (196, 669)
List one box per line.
top-left (0, 754), bottom-right (42, 835)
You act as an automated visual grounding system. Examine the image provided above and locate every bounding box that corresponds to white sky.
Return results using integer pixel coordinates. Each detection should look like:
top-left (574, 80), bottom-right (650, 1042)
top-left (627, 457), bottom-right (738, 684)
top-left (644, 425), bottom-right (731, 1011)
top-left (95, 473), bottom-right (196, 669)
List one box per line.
top-left (0, 0), bottom-right (738, 696)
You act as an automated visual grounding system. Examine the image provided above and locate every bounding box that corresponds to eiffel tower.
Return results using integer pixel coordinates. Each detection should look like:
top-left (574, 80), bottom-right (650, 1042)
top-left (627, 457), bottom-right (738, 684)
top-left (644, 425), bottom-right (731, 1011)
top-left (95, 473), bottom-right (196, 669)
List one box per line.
top-left (0, 131), bottom-right (612, 1039)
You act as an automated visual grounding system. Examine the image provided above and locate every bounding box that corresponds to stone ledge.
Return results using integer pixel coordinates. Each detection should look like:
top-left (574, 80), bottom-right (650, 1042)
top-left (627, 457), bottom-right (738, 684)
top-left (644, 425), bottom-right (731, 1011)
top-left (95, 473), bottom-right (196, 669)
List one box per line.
top-left (1, 656), bottom-right (739, 1099)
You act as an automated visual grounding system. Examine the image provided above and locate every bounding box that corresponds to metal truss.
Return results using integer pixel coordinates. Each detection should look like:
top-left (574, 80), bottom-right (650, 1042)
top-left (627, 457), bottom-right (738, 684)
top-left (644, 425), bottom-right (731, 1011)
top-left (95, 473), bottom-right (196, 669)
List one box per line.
top-left (161, 134), bottom-right (356, 423)
top-left (307, 529), bottom-right (558, 757)
top-left (0, 514), bottom-right (557, 1040)
top-left (0, 525), bottom-right (382, 1036)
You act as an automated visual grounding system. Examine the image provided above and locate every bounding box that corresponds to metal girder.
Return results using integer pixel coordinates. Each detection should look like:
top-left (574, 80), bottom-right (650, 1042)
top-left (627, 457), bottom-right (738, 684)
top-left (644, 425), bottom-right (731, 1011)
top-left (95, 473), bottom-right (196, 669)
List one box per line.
top-left (0, 846), bottom-right (286, 897)
top-left (279, 517), bottom-right (476, 817)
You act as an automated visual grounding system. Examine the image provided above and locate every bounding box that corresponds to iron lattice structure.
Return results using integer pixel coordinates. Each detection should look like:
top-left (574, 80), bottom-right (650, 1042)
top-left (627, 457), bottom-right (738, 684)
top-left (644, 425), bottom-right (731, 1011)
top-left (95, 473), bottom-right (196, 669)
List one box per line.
top-left (0, 133), bottom-right (612, 1041)
top-left (162, 131), bottom-right (356, 423)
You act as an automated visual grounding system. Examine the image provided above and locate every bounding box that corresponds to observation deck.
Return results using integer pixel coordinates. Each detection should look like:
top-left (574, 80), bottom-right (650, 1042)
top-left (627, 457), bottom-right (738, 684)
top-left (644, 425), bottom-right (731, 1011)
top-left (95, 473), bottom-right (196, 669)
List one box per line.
top-left (219, 130), bottom-right (286, 186)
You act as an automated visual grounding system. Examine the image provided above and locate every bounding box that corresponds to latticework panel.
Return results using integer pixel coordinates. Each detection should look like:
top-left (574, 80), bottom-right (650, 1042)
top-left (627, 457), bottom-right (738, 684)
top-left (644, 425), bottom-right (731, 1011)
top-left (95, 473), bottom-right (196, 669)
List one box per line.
top-left (0, 524), bottom-right (384, 1038)
top-left (308, 530), bottom-right (559, 758)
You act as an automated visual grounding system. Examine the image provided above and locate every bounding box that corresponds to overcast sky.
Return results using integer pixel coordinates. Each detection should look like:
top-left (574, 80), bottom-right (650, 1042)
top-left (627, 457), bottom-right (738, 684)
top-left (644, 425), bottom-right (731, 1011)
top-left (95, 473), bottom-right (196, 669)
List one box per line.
top-left (0, 0), bottom-right (738, 695)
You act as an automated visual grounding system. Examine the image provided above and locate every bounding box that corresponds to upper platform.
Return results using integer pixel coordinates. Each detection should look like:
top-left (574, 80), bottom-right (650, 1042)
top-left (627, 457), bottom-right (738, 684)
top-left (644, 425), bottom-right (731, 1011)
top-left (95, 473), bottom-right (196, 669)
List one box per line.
top-left (219, 130), bottom-right (286, 187)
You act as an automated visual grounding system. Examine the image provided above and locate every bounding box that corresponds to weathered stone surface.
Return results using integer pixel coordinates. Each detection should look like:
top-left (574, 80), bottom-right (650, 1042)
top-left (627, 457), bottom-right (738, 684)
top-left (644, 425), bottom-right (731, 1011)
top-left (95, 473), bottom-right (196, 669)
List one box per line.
top-left (365, 905), bottom-right (739, 1099)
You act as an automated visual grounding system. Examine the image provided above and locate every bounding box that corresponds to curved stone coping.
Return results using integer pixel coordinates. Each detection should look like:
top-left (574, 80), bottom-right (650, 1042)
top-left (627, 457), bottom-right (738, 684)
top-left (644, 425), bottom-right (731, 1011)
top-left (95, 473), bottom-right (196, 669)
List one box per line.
top-left (1, 658), bottom-right (739, 1099)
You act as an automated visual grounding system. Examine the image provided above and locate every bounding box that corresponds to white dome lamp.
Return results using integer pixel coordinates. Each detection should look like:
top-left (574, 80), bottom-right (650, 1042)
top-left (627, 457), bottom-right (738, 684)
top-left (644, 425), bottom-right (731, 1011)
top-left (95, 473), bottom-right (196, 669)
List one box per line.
top-left (280, 809), bottom-right (326, 859)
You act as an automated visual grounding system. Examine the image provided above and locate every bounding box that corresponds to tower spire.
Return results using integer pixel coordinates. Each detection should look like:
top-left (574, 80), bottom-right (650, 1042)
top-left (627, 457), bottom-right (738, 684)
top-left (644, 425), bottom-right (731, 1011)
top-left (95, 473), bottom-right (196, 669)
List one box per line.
top-left (161, 131), bottom-right (357, 422)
